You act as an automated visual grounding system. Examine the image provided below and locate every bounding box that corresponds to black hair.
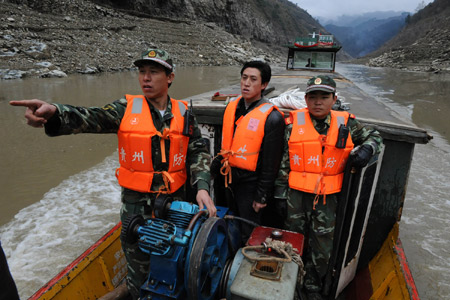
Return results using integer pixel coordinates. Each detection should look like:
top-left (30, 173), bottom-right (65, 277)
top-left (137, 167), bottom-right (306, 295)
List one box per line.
top-left (240, 60), bottom-right (271, 84)
top-left (163, 67), bottom-right (173, 76)
top-left (306, 90), bottom-right (336, 98)
top-left (137, 61), bottom-right (172, 76)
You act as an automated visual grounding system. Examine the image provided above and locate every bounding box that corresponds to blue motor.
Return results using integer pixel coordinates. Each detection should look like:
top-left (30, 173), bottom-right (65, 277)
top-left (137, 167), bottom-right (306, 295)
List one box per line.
top-left (122, 199), bottom-right (241, 300)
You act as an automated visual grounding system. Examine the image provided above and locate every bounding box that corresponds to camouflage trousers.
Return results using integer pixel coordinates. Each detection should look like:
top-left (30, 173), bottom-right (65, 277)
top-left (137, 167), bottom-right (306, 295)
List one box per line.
top-left (120, 200), bottom-right (152, 299)
top-left (119, 188), bottom-right (184, 299)
top-left (285, 190), bottom-right (338, 296)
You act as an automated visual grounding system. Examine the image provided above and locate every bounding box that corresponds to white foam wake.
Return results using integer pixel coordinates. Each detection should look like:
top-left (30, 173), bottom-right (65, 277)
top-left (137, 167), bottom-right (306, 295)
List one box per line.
top-left (0, 154), bottom-right (122, 299)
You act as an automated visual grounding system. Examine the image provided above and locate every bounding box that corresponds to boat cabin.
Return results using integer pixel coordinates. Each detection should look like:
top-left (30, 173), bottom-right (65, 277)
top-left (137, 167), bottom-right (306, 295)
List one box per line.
top-left (286, 32), bottom-right (341, 72)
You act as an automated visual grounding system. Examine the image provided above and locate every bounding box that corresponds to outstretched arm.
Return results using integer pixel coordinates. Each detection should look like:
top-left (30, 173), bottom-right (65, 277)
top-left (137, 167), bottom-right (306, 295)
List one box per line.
top-left (11, 98), bottom-right (127, 135)
top-left (9, 99), bottom-right (57, 128)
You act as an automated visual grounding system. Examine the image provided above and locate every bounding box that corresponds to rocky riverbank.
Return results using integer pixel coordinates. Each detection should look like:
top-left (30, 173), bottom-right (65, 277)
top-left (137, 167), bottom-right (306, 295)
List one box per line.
top-left (353, 35), bottom-right (450, 73)
top-left (2, 0), bottom-right (449, 80)
top-left (0, 1), bottom-right (285, 80)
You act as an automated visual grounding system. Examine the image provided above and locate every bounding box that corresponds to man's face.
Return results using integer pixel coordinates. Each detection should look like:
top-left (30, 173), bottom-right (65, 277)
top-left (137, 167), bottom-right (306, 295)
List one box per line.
top-left (240, 67), bottom-right (268, 103)
top-left (305, 91), bottom-right (337, 119)
top-left (138, 63), bottom-right (174, 100)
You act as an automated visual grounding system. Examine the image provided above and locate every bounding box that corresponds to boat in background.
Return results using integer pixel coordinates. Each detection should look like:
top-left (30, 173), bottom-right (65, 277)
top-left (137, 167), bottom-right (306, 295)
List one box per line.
top-left (286, 31), bottom-right (342, 72)
top-left (294, 32), bottom-right (337, 48)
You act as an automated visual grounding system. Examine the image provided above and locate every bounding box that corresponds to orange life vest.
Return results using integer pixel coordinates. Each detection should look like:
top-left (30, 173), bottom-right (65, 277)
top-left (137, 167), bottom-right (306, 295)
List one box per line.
top-left (221, 96), bottom-right (282, 171)
top-left (288, 109), bottom-right (354, 195)
top-left (116, 95), bottom-right (189, 193)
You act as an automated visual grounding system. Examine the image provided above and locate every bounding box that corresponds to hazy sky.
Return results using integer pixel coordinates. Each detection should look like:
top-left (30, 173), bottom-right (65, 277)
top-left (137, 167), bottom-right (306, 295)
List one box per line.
top-left (291, 0), bottom-right (434, 20)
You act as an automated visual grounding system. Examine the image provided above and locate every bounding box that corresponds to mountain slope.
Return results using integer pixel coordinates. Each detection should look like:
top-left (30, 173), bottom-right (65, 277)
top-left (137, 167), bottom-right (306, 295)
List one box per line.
top-left (0, 0), bottom-right (327, 79)
top-left (95, 0), bottom-right (320, 45)
top-left (325, 13), bottom-right (408, 58)
top-left (361, 0), bottom-right (450, 72)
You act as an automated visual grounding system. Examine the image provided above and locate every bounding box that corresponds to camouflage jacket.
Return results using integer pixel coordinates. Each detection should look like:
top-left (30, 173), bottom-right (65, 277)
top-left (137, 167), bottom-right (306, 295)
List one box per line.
top-left (44, 96), bottom-right (211, 198)
top-left (274, 111), bottom-right (383, 200)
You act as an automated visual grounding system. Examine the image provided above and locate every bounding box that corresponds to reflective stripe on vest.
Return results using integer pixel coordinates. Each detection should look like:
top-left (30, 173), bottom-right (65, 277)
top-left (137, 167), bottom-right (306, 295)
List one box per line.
top-left (288, 109), bottom-right (354, 195)
top-left (116, 95), bottom-right (189, 193)
top-left (221, 96), bottom-right (280, 171)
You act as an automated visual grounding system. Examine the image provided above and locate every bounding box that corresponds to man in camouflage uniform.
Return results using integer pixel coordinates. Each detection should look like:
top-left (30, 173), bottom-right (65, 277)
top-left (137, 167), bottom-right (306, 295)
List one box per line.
top-left (10, 48), bottom-right (216, 299)
top-left (274, 75), bottom-right (383, 300)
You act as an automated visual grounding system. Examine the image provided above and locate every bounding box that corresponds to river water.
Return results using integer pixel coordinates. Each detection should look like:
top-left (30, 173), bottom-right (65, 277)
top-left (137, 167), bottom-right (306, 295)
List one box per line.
top-left (0, 65), bottom-right (241, 298)
top-left (337, 63), bottom-right (450, 300)
top-left (1, 64), bottom-right (449, 299)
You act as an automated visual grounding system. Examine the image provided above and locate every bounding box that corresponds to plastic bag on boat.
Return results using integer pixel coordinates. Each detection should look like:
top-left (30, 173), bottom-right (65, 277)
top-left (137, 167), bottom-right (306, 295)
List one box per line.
top-left (269, 88), bottom-right (350, 111)
top-left (269, 87), bottom-right (306, 110)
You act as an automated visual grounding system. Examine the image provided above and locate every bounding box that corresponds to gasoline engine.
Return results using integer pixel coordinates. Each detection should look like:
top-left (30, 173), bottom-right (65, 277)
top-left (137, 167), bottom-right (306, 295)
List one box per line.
top-left (122, 196), bottom-right (304, 300)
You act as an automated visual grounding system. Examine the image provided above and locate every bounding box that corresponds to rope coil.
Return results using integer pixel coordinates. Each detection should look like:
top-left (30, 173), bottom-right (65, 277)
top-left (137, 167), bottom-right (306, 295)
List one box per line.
top-left (241, 237), bottom-right (306, 280)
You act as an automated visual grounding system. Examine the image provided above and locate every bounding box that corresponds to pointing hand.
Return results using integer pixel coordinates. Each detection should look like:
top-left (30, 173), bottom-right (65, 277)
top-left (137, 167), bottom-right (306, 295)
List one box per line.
top-left (9, 99), bottom-right (57, 128)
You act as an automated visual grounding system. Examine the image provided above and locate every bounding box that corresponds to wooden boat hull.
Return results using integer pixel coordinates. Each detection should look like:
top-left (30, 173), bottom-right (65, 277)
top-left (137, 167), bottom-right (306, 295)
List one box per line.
top-left (30, 222), bottom-right (419, 300)
top-left (29, 223), bottom-right (127, 300)
top-left (345, 223), bottom-right (419, 300)
top-left (29, 70), bottom-right (426, 300)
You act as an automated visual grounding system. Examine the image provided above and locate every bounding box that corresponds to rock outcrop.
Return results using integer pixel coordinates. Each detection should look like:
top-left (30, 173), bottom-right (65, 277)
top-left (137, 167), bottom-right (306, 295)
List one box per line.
top-left (0, 0), bottom-right (324, 79)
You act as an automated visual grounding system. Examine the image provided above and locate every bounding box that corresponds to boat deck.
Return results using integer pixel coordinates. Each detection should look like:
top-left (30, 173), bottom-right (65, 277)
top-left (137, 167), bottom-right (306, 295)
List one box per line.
top-left (30, 68), bottom-right (427, 300)
top-left (188, 67), bottom-right (430, 145)
top-left (188, 67), bottom-right (402, 124)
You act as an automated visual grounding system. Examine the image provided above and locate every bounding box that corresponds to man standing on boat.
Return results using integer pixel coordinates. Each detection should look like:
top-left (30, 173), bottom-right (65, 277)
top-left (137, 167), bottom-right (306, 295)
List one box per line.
top-left (9, 48), bottom-right (216, 299)
top-left (211, 60), bottom-right (286, 243)
top-left (274, 75), bottom-right (383, 300)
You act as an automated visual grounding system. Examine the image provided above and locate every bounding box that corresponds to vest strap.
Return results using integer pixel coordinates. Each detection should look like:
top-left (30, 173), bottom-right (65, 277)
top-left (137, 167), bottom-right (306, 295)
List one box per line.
top-left (155, 128), bottom-right (170, 163)
top-left (220, 158), bottom-right (232, 188)
top-left (313, 173), bottom-right (326, 210)
top-left (218, 148), bottom-right (260, 187)
top-left (217, 150), bottom-right (234, 188)
top-left (155, 170), bottom-right (175, 195)
top-left (313, 193), bottom-right (327, 210)
top-left (318, 134), bottom-right (327, 146)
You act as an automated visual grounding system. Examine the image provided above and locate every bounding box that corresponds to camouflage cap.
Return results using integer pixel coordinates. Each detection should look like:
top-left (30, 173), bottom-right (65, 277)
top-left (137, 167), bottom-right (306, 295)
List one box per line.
top-left (134, 48), bottom-right (173, 71)
top-left (306, 75), bottom-right (336, 93)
